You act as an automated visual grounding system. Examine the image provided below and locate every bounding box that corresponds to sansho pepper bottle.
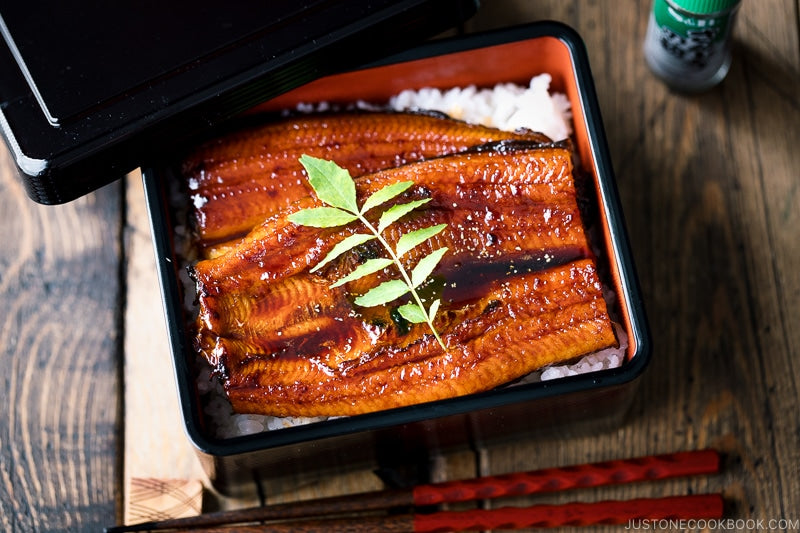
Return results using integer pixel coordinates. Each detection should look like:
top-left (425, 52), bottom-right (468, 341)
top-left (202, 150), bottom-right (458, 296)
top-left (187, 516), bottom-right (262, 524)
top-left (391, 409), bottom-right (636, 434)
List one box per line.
top-left (643, 0), bottom-right (742, 92)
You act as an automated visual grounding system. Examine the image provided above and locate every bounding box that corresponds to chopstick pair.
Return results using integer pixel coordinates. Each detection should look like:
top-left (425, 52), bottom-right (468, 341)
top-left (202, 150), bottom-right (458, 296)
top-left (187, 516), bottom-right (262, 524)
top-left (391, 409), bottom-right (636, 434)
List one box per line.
top-left (106, 449), bottom-right (723, 533)
top-left (179, 495), bottom-right (724, 532)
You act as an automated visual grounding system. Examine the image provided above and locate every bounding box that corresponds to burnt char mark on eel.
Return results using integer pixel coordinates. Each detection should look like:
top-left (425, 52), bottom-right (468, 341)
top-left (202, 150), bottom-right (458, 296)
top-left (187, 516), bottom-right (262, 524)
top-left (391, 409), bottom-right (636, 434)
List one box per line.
top-left (191, 142), bottom-right (616, 417)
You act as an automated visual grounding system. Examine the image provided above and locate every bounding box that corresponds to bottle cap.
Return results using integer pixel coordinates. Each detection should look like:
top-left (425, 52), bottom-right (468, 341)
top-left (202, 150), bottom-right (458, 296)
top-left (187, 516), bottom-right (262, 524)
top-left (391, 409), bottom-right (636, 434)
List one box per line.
top-left (669, 0), bottom-right (741, 14)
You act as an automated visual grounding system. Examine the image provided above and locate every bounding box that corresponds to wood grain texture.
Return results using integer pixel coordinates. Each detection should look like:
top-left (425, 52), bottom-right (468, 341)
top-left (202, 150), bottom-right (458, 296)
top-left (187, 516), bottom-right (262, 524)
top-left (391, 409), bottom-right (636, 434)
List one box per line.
top-left (468, 0), bottom-right (800, 528)
top-left (1, 1), bottom-right (797, 531)
top-left (0, 146), bottom-right (123, 531)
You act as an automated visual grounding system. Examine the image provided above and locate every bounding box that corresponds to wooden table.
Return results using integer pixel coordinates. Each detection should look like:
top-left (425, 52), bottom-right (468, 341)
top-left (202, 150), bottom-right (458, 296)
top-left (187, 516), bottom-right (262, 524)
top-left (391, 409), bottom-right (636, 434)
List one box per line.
top-left (2, 1), bottom-right (798, 531)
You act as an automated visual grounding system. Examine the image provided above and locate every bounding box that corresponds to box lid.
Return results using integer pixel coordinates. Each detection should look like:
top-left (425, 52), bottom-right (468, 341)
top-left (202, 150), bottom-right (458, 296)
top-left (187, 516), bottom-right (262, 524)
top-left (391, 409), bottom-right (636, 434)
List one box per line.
top-left (0, 0), bottom-right (477, 204)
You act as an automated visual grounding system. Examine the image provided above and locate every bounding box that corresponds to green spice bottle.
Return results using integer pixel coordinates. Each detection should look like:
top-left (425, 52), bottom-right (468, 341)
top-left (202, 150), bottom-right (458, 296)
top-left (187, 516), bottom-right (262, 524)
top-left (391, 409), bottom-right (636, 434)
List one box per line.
top-left (643, 0), bottom-right (742, 92)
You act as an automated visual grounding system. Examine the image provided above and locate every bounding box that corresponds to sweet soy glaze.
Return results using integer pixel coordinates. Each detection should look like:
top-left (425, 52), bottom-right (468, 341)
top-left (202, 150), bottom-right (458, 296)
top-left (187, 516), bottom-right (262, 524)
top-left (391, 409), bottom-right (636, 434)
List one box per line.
top-left (190, 137), bottom-right (617, 418)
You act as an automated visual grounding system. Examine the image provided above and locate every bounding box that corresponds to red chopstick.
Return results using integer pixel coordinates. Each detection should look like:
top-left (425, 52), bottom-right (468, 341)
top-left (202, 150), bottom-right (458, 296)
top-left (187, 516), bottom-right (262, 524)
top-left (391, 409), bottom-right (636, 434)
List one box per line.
top-left (414, 494), bottom-right (724, 532)
top-left (411, 448), bottom-right (720, 506)
top-left (105, 449), bottom-right (721, 533)
top-left (182, 494), bottom-right (725, 532)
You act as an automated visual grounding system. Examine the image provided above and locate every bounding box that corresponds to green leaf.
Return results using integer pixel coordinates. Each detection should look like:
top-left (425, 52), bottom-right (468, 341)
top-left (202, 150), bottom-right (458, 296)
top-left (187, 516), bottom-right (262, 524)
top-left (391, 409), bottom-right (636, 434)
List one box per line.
top-left (288, 207), bottom-right (357, 228)
top-left (291, 155), bottom-right (449, 352)
top-left (428, 299), bottom-right (441, 322)
top-left (360, 181), bottom-right (414, 215)
top-left (410, 247), bottom-right (448, 288)
top-left (395, 224), bottom-right (447, 258)
top-left (354, 279), bottom-right (409, 307)
top-left (330, 258), bottom-right (393, 288)
top-left (299, 155), bottom-right (358, 212)
top-left (377, 199), bottom-right (431, 233)
top-left (310, 233), bottom-right (375, 273)
top-left (397, 302), bottom-right (427, 324)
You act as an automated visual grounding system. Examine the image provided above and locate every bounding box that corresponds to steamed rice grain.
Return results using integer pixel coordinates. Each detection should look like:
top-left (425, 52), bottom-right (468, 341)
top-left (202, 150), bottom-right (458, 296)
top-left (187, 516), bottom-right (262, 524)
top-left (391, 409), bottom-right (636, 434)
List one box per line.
top-left (389, 74), bottom-right (572, 141)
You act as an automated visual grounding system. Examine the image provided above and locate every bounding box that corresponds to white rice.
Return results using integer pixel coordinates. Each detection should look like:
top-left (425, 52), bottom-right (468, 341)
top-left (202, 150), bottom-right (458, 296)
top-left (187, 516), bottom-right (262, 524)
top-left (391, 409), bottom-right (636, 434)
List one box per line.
top-left (196, 75), bottom-right (623, 439)
top-left (388, 74), bottom-right (573, 142)
top-left (540, 323), bottom-right (627, 381)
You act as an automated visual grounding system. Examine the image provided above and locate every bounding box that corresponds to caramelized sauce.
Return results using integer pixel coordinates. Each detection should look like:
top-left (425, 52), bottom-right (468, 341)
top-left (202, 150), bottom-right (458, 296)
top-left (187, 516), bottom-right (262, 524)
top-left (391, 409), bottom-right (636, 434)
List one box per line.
top-left (191, 140), bottom-right (616, 417)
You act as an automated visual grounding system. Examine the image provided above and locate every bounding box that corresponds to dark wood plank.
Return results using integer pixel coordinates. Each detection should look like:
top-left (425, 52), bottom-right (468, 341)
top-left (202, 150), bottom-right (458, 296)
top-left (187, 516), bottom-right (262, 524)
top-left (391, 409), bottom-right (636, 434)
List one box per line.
top-left (0, 146), bottom-right (123, 531)
top-left (4, 1), bottom-right (797, 530)
top-left (118, 1), bottom-right (797, 526)
top-left (469, 0), bottom-right (800, 528)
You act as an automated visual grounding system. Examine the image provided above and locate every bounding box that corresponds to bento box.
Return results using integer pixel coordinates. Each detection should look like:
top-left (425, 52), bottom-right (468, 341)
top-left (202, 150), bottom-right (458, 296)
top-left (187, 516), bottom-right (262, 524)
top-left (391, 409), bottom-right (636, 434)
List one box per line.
top-left (142, 21), bottom-right (651, 496)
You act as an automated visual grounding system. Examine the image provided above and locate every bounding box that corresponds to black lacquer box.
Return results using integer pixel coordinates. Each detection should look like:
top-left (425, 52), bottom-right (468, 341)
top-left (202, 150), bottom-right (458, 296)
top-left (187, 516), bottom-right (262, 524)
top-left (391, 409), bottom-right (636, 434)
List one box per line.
top-left (0, 3), bottom-right (650, 497)
top-left (144, 22), bottom-right (651, 496)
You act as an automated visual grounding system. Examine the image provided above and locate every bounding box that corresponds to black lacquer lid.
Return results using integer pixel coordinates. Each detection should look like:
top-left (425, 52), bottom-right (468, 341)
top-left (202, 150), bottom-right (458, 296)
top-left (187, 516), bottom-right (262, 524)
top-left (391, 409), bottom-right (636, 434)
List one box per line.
top-left (0, 0), bottom-right (477, 203)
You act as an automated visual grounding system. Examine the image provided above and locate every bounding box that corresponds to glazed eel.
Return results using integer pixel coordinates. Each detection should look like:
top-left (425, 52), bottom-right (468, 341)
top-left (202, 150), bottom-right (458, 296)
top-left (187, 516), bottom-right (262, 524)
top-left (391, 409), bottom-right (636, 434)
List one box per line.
top-left (191, 141), bottom-right (617, 417)
top-left (182, 111), bottom-right (553, 256)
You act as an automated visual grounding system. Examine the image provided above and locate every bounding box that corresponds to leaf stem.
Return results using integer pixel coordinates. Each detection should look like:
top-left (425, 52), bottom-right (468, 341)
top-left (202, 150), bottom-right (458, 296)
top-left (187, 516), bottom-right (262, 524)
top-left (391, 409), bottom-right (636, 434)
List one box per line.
top-left (294, 155), bottom-right (447, 352)
top-left (354, 211), bottom-right (447, 351)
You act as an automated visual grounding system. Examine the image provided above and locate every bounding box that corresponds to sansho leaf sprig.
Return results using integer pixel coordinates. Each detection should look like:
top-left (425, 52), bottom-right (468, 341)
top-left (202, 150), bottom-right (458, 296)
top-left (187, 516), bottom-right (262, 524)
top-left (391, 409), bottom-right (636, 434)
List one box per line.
top-left (287, 154), bottom-right (448, 351)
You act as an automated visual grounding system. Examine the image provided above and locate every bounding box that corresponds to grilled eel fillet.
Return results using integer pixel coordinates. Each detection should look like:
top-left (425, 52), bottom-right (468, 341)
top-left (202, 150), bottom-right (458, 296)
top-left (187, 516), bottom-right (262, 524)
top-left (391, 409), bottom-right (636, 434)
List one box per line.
top-left (191, 142), bottom-right (617, 417)
top-left (182, 111), bottom-right (552, 254)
